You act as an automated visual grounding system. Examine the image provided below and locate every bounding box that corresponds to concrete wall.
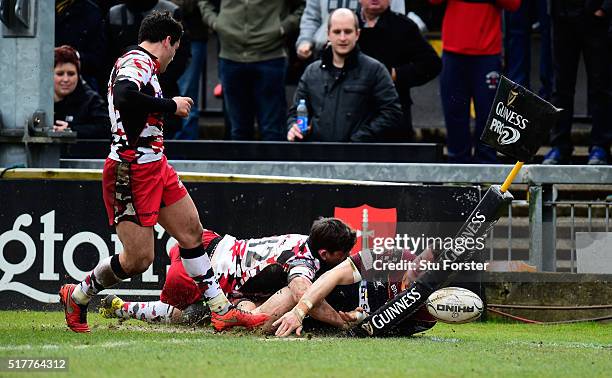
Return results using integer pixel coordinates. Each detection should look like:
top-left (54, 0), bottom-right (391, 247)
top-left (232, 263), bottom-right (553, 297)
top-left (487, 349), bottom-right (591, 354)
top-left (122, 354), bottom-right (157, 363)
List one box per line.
top-left (485, 272), bottom-right (612, 322)
top-left (0, 0), bottom-right (54, 167)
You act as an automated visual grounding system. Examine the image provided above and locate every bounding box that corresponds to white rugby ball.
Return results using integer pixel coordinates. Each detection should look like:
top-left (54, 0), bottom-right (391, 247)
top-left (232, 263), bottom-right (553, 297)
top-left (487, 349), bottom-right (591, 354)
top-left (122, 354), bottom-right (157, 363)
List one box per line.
top-left (426, 287), bottom-right (483, 324)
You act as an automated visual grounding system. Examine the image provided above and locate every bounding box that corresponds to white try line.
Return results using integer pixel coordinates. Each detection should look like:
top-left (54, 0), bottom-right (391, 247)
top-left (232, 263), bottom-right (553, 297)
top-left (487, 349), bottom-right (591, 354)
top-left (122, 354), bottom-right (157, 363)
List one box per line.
top-left (0, 338), bottom-right (212, 352)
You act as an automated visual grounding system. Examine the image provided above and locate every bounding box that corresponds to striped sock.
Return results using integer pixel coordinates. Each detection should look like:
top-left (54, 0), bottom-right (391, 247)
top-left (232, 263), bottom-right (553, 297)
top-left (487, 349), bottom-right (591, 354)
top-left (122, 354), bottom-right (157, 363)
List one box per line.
top-left (179, 244), bottom-right (231, 315)
top-left (72, 255), bottom-right (128, 305)
top-left (122, 301), bottom-right (175, 323)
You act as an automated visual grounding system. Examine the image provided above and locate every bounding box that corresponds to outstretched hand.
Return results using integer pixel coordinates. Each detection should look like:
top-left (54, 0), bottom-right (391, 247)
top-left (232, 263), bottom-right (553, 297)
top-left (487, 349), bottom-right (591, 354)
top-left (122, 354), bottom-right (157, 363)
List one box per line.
top-left (273, 310), bottom-right (303, 337)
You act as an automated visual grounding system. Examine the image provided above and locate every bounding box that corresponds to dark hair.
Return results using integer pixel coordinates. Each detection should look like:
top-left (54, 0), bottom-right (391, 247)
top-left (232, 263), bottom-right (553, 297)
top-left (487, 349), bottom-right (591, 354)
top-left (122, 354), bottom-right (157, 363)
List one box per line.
top-left (309, 217), bottom-right (357, 254)
top-left (327, 8), bottom-right (360, 32)
top-left (54, 45), bottom-right (80, 72)
top-left (138, 11), bottom-right (183, 44)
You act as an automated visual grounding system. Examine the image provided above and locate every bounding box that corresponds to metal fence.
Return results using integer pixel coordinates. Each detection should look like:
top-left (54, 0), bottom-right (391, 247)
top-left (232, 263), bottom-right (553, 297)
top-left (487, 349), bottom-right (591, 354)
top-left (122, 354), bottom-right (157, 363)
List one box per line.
top-left (486, 197), bottom-right (611, 272)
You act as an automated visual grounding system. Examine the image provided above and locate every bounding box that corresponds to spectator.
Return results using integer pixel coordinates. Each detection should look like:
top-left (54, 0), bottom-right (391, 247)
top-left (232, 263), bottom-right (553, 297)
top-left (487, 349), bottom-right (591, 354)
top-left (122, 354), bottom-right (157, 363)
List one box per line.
top-left (430, 0), bottom-right (520, 163)
top-left (171, 0), bottom-right (209, 140)
top-left (357, 0), bottom-right (441, 141)
top-left (107, 0), bottom-right (190, 138)
top-left (504, 0), bottom-right (553, 100)
top-left (199, 0), bottom-right (305, 141)
top-left (53, 46), bottom-right (111, 139)
top-left (542, 0), bottom-right (612, 165)
top-left (286, 8), bottom-right (402, 142)
top-left (55, 0), bottom-right (107, 91)
top-left (296, 0), bottom-right (406, 61)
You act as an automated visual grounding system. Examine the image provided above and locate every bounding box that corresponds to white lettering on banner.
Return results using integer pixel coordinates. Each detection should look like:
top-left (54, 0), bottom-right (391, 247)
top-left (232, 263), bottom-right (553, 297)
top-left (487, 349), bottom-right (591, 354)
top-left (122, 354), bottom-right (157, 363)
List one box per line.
top-left (0, 211), bottom-right (175, 304)
top-left (489, 101), bottom-right (532, 145)
top-left (39, 211), bottom-right (61, 280)
top-left (0, 214), bottom-right (57, 302)
top-left (63, 232), bottom-right (110, 281)
top-left (0, 215), bottom-right (37, 281)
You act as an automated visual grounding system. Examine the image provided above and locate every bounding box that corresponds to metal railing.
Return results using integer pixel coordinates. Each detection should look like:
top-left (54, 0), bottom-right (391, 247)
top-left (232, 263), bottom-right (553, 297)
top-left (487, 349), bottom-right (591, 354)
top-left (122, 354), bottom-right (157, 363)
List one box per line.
top-left (485, 198), bottom-right (610, 272)
top-left (545, 200), bottom-right (610, 273)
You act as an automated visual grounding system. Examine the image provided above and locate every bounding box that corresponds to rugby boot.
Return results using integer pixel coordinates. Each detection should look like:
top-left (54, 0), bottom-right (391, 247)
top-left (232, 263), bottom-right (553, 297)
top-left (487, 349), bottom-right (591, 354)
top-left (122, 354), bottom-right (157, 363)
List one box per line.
top-left (181, 302), bottom-right (211, 326)
top-left (99, 294), bottom-right (126, 319)
top-left (210, 306), bottom-right (269, 331)
top-left (59, 284), bottom-right (90, 333)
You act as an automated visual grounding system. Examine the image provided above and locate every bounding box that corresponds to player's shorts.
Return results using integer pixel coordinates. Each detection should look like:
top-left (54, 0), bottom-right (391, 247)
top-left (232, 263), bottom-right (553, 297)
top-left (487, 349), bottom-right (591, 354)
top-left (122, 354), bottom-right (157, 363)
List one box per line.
top-left (102, 155), bottom-right (188, 226)
top-left (160, 230), bottom-right (221, 310)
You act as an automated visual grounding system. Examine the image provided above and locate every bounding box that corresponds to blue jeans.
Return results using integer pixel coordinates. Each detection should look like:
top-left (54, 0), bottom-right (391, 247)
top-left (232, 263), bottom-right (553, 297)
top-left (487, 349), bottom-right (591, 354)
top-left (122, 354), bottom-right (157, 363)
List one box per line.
top-left (440, 52), bottom-right (501, 164)
top-left (504, 0), bottom-right (553, 100)
top-left (175, 40), bottom-right (207, 140)
top-left (219, 57), bottom-right (287, 141)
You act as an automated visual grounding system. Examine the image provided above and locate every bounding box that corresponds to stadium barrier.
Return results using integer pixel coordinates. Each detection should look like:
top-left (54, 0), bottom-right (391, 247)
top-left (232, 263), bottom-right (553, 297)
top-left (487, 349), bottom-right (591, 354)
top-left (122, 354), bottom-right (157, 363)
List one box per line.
top-left (0, 168), bottom-right (480, 309)
top-left (62, 161), bottom-right (612, 273)
top-left (61, 140), bottom-right (444, 163)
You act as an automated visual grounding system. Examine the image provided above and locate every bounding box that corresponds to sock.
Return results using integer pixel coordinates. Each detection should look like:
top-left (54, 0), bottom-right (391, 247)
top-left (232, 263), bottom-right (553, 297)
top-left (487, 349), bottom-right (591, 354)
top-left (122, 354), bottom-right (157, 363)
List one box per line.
top-left (179, 244), bottom-right (231, 315)
top-left (120, 301), bottom-right (175, 323)
top-left (72, 255), bottom-right (129, 305)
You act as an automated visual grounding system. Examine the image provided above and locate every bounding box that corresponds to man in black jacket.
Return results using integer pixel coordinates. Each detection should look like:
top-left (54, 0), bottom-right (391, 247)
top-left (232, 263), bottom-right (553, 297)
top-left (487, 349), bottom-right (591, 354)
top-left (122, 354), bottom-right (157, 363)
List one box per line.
top-left (287, 8), bottom-right (402, 142)
top-left (357, 0), bottom-right (441, 141)
top-left (543, 0), bottom-right (612, 165)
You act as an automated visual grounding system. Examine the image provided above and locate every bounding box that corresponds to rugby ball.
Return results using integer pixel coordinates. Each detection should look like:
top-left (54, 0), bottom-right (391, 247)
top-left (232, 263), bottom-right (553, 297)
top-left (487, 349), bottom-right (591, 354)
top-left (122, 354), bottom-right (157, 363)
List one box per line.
top-left (425, 287), bottom-right (483, 324)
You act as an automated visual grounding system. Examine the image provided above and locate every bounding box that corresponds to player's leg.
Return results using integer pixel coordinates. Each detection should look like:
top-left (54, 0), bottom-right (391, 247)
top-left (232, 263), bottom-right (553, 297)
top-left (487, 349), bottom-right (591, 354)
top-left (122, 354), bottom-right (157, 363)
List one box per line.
top-left (157, 168), bottom-right (268, 330)
top-left (60, 221), bottom-right (153, 333)
top-left (157, 194), bottom-right (231, 313)
top-left (100, 295), bottom-right (181, 324)
top-left (60, 159), bottom-right (163, 333)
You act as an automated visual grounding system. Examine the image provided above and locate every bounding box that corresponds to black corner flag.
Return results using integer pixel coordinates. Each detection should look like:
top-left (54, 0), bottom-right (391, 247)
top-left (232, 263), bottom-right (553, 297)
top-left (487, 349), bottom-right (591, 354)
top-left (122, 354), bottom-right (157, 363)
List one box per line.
top-left (481, 76), bottom-right (562, 162)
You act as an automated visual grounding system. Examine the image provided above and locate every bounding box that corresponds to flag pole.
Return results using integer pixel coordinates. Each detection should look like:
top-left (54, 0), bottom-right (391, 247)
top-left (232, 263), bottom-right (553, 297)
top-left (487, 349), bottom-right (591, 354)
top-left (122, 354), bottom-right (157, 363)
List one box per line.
top-left (500, 161), bottom-right (524, 193)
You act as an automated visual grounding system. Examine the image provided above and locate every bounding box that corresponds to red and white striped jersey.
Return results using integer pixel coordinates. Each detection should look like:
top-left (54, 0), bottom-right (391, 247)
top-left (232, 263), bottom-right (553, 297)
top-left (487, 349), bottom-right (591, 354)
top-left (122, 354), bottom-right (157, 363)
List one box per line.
top-left (211, 234), bottom-right (319, 295)
top-left (107, 47), bottom-right (165, 164)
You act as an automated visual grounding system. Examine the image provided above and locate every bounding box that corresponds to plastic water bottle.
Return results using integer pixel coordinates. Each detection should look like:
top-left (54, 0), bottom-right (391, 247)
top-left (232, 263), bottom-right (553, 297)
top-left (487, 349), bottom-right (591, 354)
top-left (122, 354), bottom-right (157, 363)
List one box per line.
top-left (296, 99), bottom-right (308, 133)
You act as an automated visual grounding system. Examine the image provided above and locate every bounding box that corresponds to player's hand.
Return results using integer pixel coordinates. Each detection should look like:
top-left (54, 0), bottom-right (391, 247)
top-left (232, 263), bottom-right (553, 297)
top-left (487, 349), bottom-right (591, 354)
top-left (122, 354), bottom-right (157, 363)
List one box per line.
top-left (173, 96), bottom-right (194, 117)
top-left (594, 9), bottom-right (605, 17)
top-left (273, 310), bottom-right (303, 337)
top-left (297, 42), bottom-right (313, 60)
top-left (287, 123), bottom-right (307, 142)
top-left (53, 120), bottom-right (69, 132)
top-left (339, 307), bottom-right (366, 328)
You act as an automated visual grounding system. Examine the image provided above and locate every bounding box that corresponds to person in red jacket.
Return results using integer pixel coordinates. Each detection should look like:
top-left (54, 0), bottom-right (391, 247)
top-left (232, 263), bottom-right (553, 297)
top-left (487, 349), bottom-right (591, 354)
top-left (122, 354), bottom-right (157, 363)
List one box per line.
top-left (430, 0), bottom-right (521, 163)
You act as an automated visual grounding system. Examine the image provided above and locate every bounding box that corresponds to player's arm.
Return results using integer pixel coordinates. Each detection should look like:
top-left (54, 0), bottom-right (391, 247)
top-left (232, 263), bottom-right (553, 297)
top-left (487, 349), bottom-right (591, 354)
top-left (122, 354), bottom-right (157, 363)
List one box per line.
top-left (113, 80), bottom-right (177, 113)
top-left (287, 276), bottom-right (345, 329)
top-left (274, 259), bottom-right (359, 337)
top-left (112, 58), bottom-right (192, 117)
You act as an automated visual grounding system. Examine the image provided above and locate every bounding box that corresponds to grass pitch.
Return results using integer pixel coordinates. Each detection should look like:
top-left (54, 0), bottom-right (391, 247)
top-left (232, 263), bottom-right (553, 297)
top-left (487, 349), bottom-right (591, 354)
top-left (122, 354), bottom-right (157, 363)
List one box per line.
top-left (0, 311), bottom-right (610, 378)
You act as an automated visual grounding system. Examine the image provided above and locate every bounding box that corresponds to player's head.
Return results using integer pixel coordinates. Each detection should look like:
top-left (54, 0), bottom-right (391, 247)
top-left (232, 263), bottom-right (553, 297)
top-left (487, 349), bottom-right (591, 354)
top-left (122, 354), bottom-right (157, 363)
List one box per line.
top-left (138, 11), bottom-right (183, 73)
top-left (308, 217), bottom-right (356, 267)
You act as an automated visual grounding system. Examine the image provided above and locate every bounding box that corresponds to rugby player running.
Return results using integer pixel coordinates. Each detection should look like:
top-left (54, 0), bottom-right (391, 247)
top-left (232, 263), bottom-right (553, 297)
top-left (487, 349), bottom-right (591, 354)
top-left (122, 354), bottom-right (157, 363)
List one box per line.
top-left (59, 11), bottom-right (267, 332)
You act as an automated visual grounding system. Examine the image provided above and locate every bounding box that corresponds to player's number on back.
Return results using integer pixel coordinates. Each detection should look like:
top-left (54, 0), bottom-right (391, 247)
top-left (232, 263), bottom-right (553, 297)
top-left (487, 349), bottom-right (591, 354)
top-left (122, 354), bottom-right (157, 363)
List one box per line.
top-left (243, 237), bottom-right (279, 266)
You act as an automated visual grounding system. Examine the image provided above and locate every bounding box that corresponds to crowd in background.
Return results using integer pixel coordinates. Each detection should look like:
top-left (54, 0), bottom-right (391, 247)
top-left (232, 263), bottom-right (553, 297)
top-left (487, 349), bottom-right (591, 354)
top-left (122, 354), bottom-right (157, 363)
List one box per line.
top-left (53, 0), bottom-right (612, 165)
